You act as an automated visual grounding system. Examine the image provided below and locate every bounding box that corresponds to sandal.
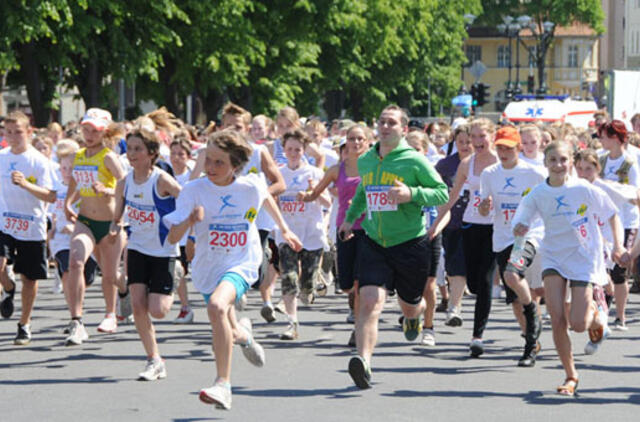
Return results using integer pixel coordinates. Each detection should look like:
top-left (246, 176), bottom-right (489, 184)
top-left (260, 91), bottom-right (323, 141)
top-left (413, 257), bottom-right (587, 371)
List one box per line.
top-left (588, 302), bottom-right (604, 344)
top-left (557, 377), bottom-right (579, 396)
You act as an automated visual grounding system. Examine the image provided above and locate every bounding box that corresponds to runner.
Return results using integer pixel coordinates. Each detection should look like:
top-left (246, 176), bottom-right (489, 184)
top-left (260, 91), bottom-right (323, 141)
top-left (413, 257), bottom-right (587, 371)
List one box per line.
top-left (0, 111), bottom-right (56, 344)
top-left (268, 107), bottom-right (325, 168)
top-left (276, 129), bottom-right (330, 340)
top-left (339, 105), bottom-right (448, 389)
top-left (164, 130), bottom-right (302, 410)
top-left (64, 108), bottom-right (129, 344)
top-left (111, 126), bottom-right (182, 380)
top-left (512, 141), bottom-right (625, 396)
top-left (477, 126), bottom-right (546, 366)
top-left (299, 124), bottom-right (372, 346)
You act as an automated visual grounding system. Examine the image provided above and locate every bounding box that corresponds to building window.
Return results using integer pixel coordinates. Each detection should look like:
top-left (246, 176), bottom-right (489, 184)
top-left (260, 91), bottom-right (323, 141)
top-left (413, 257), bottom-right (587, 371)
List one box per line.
top-left (568, 45), bottom-right (579, 67)
top-left (465, 45), bottom-right (482, 67)
top-left (497, 45), bottom-right (511, 68)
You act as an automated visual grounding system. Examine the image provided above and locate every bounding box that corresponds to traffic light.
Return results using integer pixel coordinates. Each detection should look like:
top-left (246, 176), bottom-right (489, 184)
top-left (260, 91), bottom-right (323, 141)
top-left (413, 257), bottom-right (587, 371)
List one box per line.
top-left (476, 83), bottom-right (490, 107)
top-left (470, 83), bottom-right (479, 107)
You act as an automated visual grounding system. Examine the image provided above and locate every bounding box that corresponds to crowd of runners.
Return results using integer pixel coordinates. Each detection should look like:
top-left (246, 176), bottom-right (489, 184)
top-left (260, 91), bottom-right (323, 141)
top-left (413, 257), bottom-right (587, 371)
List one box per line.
top-left (0, 104), bottom-right (638, 409)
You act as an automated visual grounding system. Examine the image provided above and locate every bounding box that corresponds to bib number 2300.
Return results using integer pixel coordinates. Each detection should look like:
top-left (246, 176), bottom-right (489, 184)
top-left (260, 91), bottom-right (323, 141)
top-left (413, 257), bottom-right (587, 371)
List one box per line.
top-left (208, 223), bottom-right (249, 252)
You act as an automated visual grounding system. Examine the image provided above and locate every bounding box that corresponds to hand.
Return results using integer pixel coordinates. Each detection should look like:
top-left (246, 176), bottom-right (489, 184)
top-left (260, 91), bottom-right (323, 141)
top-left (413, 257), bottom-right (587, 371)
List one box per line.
top-left (388, 179), bottom-right (412, 204)
top-left (65, 204), bottom-right (78, 223)
top-left (188, 206), bottom-right (204, 224)
top-left (92, 181), bottom-right (107, 196)
top-left (61, 224), bottom-right (74, 235)
top-left (282, 229), bottom-right (303, 252)
top-left (614, 247), bottom-right (629, 268)
top-left (307, 178), bottom-right (316, 191)
top-left (107, 221), bottom-right (122, 244)
top-left (11, 171), bottom-right (26, 188)
top-left (427, 225), bottom-right (437, 241)
top-left (338, 221), bottom-right (354, 241)
top-left (479, 197), bottom-right (492, 212)
top-left (296, 191), bottom-right (310, 202)
top-left (513, 223), bottom-right (529, 237)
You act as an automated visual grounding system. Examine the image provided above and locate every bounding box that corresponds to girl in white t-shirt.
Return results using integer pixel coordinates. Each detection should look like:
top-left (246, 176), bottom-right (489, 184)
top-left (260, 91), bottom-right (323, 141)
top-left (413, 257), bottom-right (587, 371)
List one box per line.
top-left (164, 131), bottom-right (302, 410)
top-left (277, 129), bottom-right (330, 341)
top-left (512, 141), bottom-right (627, 396)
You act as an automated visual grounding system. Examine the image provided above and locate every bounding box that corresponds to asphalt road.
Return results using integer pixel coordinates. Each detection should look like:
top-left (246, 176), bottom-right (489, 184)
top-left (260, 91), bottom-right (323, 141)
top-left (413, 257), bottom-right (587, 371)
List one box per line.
top-left (1, 274), bottom-right (639, 421)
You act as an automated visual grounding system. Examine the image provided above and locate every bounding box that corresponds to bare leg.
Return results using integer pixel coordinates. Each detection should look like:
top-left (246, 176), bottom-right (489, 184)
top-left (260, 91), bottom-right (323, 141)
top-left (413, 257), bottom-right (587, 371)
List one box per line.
top-left (19, 276), bottom-right (38, 326)
top-left (356, 285), bottom-right (386, 365)
top-left (67, 224), bottom-right (94, 318)
top-left (423, 277), bottom-right (437, 327)
top-left (207, 282), bottom-right (237, 383)
top-left (544, 275), bottom-right (577, 381)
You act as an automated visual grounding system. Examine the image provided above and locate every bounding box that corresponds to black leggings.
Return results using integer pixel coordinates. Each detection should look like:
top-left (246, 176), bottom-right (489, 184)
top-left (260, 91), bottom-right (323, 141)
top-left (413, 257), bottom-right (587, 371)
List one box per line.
top-left (462, 223), bottom-right (496, 339)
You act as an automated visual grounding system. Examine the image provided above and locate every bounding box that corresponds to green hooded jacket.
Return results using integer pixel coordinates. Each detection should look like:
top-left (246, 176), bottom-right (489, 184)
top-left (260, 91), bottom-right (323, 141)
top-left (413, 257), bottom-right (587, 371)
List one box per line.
top-left (345, 138), bottom-right (449, 247)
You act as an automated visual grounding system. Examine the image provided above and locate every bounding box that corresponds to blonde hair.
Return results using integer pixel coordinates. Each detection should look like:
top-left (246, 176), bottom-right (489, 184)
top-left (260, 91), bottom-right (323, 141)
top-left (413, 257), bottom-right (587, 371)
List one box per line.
top-left (406, 131), bottom-right (429, 151)
top-left (222, 102), bottom-right (252, 127)
top-left (5, 111), bottom-right (30, 128)
top-left (276, 107), bottom-right (300, 128)
top-left (544, 140), bottom-right (572, 161)
top-left (56, 139), bottom-right (80, 160)
top-left (102, 123), bottom-right (125, 150)
top-left (469, 118), bottom-right (495, 134)
top-left (519, 124), bottom-right (541, 138)
top-left (574, 148), bottom-right (600, 171)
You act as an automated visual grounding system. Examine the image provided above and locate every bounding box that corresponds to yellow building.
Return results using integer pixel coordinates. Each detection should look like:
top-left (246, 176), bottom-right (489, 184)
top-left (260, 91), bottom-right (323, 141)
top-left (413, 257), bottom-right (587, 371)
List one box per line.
top-left (463, 23), bottom-right (599, 112)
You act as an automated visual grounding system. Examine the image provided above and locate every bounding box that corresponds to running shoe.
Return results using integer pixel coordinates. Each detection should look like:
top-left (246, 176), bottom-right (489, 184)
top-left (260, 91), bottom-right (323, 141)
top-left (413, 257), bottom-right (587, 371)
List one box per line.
top-left (613, 318), bottom-right (628, 331)
top-left (348, 356), bottom-right (372, 389)
top-left (1, 285), bottom-right (15, 319)
top-left (199, 381), bottom-right (232, 410)
top-left (234, 294), bottom-right (247, 311)
top-left (316, 279), bottom-right (328, 297)
top-left (260, 304), bottom-right (276, 323)
top-left (402, 316), bottom-right (422, 341)
top-left (435, 299), bottom-right (448, 313)
top-left (334, 285), bottom-right (343, 295)
top-left (97, 314), bottom-right (117, 333)
top-left (14, 323), bottom-right (31, 345)
top-left (174, 308), bottom-right (195, 324)
top-left (518, 341), bottom-right (537, 367)
top-left (65, 320), bottom-right (89, 346)
top-left (444, 309), bottom-right (463, 327)
top-left (52, 271), bottom-right (63, 294)
top-left (421, 328), bottom-right (436, 346)
top-left (280, 320), bottom-right (299, 340)
top-left (347, 330), bottom-right (356, 347)
top-left (238, 318), bottom-right (266, 367)
top-left (345, 310), bottom-right (355, 324)
top-left (274, 300), bottom-right (286, 314)
top-left (138, 358), bottom-right (167, 381)
top-left (469, 338), bottom-right (484, 357)
top-left (117, 291), bottom-right (133, 322)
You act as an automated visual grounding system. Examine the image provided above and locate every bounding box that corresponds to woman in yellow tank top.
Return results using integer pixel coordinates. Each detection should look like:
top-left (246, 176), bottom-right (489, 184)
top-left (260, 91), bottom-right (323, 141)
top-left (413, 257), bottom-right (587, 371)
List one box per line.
top-left (63, 108), bottom-right (128, 341)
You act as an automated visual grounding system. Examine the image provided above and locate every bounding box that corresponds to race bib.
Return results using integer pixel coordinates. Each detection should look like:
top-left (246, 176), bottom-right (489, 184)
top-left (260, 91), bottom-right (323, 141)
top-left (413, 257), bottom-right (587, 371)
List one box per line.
top-left (280, 195), bottom-right (306, 215)
top-left (208, 223), bottom-right (249, 254)
top-left (365, 185), bottom-right (397, 212)
top-left (3, 212), bottom-right (35, 237)
top-left (126, 201), bottom-right (157, 226)
top-left (571, 216), bottom-right (591, 246)
top-left (471, 190), bottom-right (482, 215)
top-left (500, 203), bottom-right (518, 224)
top-left (73, 165), bottom-right (99, 194)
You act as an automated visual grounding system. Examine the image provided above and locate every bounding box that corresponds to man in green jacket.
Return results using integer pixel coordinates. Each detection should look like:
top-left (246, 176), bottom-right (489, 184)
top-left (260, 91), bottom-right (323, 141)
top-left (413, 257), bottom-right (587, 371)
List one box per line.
top-left (339, 105), bottom-right (448, 389)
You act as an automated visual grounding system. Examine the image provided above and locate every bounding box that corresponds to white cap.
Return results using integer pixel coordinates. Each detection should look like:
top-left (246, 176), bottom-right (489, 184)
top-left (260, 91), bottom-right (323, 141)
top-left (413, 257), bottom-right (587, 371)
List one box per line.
top-left (81, 108), bottom-right (112, 131)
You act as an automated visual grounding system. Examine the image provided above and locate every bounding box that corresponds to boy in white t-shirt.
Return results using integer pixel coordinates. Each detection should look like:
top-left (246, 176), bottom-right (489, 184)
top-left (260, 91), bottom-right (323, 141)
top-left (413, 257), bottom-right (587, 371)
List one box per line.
top-left (0, 111), bottom-right (56, 345)
top-left (164, 130), bottom-right (301, 410)
top-left (478, 127), bottom-right (546, 367)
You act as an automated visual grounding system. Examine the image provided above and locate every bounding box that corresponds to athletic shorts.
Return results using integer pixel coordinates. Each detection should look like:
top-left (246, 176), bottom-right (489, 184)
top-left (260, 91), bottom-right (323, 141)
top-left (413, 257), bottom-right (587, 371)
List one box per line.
top-left (336, 229), bottom-right (364, 291)
top-left (54, 250), bottom-right (98, 286)
top-left (359, 234), bottom-right (431, 305)
top-left (0, 232), bottom-right (47, 280)
top-left (442, 227), bottom-right (466, 277)
top-left (127, 249), bottom-right (175, 295)
top-left (495, 241), bottom-right (536, 305)
top-left (427, 234), bottom-right (442, 279)
top-left (541, 268), bottom-right (591, 287)
top-left (279, 245), bottom-right (323, 296)
top-left (610, 228), bottom-right (636, 285)
top-left (202, 272), bottom-right (250, 305)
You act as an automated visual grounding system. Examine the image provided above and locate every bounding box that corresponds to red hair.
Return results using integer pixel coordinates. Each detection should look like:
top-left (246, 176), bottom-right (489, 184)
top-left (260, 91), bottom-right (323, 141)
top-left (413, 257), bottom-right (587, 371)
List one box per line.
top-left (598, 119), bottom-right (627, 143)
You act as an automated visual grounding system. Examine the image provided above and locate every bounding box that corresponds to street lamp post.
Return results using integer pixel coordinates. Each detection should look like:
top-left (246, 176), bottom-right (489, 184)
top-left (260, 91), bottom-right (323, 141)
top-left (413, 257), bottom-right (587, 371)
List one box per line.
top-left (514, 15), bottom-right (532, 96)
top-left (460, 13), bottom-right (476, 94)
top-left (527, 20), bottom-right (555, 95)
top-left (498, 16), bottom-right (522, 100)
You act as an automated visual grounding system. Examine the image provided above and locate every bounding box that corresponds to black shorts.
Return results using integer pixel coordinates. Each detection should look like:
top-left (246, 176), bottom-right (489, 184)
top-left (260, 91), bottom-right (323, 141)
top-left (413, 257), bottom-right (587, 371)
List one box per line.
top-left (127, 249), bottom-right (175, 295)
top-left (54, 250), bottom-right (98, 286)
top-left (0, 232), bottom-right (47, 280)
top-left (610, 228), bottom-right (636, 285)
top-left (336, 229), bottom-right (364, 291)
top-left (496, 241), bottom-right (536, 305)
top-left (442, 227), bottom-right (466, 277)
top-left (178, 246), bottom-right (190, 275)
top-left (359, 234), bottom-right (431, 305)
top-left (427, 234), bottom-right (442, 278)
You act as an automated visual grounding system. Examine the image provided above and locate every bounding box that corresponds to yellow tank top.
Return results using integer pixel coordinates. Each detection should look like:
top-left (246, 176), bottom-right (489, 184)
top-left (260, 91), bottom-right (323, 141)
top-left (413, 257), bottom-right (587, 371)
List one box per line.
top-left (73, 147), bottom-right (117, 197)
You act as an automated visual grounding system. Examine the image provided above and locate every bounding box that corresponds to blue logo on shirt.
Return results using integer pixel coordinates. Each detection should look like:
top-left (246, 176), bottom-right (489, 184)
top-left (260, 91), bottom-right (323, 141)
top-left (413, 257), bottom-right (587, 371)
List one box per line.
top-left (8, 162), bottom-right (17, 172)
top-left (291, 175), bottom-right (303, 186)
top-left (555, 195), bottom-right (569, 211)
top-left (503, 177), bottom-right (516, 190)
top-left (219, 195), bottom-right (236, 213)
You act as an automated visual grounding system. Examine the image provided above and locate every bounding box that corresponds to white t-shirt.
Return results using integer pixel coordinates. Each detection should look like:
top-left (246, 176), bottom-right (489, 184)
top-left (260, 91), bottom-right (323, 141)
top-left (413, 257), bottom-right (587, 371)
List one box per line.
top-left (243, 144), bottom-right (275, 232)
top-left (512, 177), bottom-right (616, 282)
top-left (276, 164), bottom-right (327, 250)
top-left (462, 154), bottom-right (494, 224)
top-left (0, 146), bottom-right (54, 241)
top-left (519, 152), bottom-right (545, 169)
top-left (601, 153), bottom-right (640, 229)
top-left (50, 175), bottom-right (77, 256)
top-left (480, 161), bottom-right (546, 251)
top-left (125, 168), bottom-right (179, 257)
top-left (163, 174), bottom-right (268, 295)
top-left (174, 168), bottom-right (192, 247)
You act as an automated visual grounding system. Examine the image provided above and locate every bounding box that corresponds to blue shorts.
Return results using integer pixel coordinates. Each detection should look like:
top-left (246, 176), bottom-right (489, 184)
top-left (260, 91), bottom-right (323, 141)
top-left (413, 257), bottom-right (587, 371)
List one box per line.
top-left (201, 272), bottom-right (250, 305)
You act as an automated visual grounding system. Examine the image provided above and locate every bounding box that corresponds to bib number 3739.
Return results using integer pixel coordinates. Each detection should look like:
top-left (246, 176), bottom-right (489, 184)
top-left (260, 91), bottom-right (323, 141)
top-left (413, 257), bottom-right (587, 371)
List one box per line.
top-left (365, 185), bottom-right (397, 212)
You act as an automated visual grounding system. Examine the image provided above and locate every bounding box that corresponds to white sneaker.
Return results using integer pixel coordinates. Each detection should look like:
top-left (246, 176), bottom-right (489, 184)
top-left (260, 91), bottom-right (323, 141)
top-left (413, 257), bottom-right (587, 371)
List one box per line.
top-left (52, 271), bottom-right (63, 294)
top-left (444, 309), bottom-right (463, 327)
top-left (174, 308), bottom-right (195, 324)
top-left (65, 320), bottom-right (89, 346)
top-left (280, 320), bottom-right (299, 340)
top-left (237, 318), bottom-right (266, 367)
top-left (235, 294), bottom-right (247, 311)
top-left (199, 381), bottom-right (232, 410)
top-left (97, 314), bottom-right (117, 333)
top-left (138, 358), bottom-right (167, 381)
top-left (421, 328), bottom-right (436, 346)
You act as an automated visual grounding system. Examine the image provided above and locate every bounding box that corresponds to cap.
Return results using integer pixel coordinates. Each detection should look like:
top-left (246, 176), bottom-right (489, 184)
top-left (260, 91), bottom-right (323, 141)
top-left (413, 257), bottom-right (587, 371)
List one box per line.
top-left (408, 119), bottom-right (425, 130)
top-left (81, 108), bottom-right (112, 131)
top-left (494, 126), bottom-right (521, 148)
